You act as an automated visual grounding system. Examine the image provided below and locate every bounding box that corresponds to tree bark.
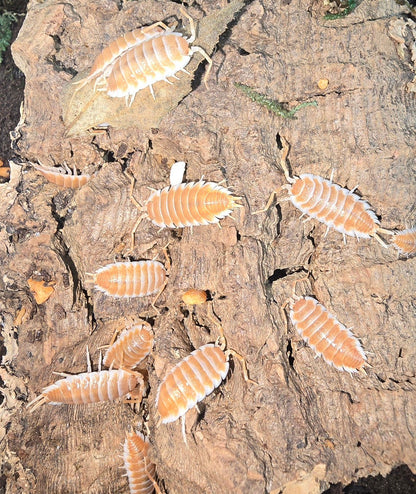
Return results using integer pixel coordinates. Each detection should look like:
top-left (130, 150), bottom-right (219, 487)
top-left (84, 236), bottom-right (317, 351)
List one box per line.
top-left (1, 0), bottom-right (415, 492)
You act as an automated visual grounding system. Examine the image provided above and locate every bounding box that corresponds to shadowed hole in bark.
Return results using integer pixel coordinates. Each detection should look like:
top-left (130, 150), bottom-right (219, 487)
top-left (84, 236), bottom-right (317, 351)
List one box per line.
top-left (237, 47), bottom-right (250, 56)
top-left (286, 339), bottom-right (295, 368)
top-left (323, 464), bottom-right (416, 494)
top-left (266, 266), bottom-right (307, 285)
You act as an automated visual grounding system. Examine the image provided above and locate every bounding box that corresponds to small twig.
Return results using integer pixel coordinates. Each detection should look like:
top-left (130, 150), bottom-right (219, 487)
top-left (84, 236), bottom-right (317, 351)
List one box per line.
top-left (234, 83), bottom-right (317, 119)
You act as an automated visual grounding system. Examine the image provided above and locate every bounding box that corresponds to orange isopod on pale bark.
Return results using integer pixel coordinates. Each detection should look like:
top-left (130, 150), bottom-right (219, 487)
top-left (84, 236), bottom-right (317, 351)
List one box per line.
top-left (74, 12), bottom-right (211, 105)
top-left (290, 297), bottom-right (366, 373)
top-left (103, 323), bottom-right (153, 369)
top-left (130, 162), bottom-right (242, 249)
top-left (123, 431), bottom-right (160, 494)
top-left (257, 137), bottom-right (388, 246)
top-left (27, 369), bottom-right (144, 412)
top-left (156, 343), bottom-right (230, 424)
top-left (32, 162), bottom-right (90, 189)
top-left (146, 180), bottom-right (241, 228)
top-left (93, 261), bottom-right (167, 298)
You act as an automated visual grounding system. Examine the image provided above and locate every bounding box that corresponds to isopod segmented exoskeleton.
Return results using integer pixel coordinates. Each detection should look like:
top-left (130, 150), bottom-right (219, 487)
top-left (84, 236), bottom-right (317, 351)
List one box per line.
top-left (390, 227), bottom-right (416, 256)
top-left (27, 368), bottom-right (144, 412)
top-left (103, 322), bottom-right (153, 369)
top-left (92, 260), bottom-right (167, 299)
top-left (74, 10), bottom-right (212, 106)
top-left (31, 161), bottom-right (91, 189)
top-left (123, 431), bottom-right (161, 494)
top-left (287, 295), bottom-right (367, 373)
top-left (130, 162), bottom-right (242, 249)
top-left (155, 316), bottom-right (254, 441)
top-left (256, 137), bottom-right (388, 246)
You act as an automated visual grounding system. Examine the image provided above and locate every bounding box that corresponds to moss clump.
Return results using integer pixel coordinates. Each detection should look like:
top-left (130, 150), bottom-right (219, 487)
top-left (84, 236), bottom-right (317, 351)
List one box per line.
top-left (0, 12), bottom-right (17, 64)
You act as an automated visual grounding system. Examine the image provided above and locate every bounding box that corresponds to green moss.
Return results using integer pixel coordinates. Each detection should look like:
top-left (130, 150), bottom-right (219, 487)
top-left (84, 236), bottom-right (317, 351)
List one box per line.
top-left (234, 83), bottom-right (317, 119)
top-left (0, 12), bottom-right (17, 64)
top-left (324, 0), bottom-right (359, 20)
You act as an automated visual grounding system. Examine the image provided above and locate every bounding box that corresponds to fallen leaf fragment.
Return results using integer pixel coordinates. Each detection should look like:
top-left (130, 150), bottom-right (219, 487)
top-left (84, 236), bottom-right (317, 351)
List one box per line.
top-left (27, 279), bottom-right (56, 304)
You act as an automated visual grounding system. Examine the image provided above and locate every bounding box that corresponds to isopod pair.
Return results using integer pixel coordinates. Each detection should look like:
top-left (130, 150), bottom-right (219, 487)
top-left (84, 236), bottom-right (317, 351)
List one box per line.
top-left (74, 10), bottom-right (212, 105)
top-left (27, 323), bottom-right (153, 412)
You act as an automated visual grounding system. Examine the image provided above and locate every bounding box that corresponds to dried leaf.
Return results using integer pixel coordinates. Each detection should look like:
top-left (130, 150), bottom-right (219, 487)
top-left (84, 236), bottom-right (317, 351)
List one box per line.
top-left (27, 278), bottom-right (56, 304)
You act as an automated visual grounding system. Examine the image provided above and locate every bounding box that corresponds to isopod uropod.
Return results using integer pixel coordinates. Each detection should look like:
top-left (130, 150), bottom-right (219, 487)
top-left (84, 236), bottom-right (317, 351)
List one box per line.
top-left (288, 296), bottom-right (367, 373)
top-left (257, 137), bottom-right (389, 246)
top-left (123, 431), bottom-right (161, 494)
top-left (103, 322), bottom-right (154, 369)
top-left (74, 10), bottom-right (212, 105)
top-left (92, 260), bottom-right (167, 299)
top-left (27, 368), bottom-right (144, 412)
top-left (31, 161), bottom-right (91, 189)
top-left (130, 162), bottom-right (242, 249)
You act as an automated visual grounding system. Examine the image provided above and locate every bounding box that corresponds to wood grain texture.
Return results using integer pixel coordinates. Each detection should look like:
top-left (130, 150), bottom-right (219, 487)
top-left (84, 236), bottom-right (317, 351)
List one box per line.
top-left (2, 0), bottom-right (416, 493)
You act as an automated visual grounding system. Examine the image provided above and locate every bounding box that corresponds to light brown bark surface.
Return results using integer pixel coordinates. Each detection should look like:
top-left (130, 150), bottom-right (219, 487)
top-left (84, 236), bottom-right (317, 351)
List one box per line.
top-left (1, 0), bottom-right (415, 493)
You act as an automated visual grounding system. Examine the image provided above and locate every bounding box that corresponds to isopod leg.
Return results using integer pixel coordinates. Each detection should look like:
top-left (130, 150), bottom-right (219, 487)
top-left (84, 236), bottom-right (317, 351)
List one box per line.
top-left (191, 46), bottom-right (213, 89)
top-left (143, 455), bottom-right (163, 494)
top-left (278, 136), bottom-right (294, 183)
top-left (181, 415), bottom-right (188, 446)
top-left (225, 349), bottom-right (257, 385)
top-left (252, 188), bottom-right (283, 215)
top-left (127, 171), bottom-right (147, 251)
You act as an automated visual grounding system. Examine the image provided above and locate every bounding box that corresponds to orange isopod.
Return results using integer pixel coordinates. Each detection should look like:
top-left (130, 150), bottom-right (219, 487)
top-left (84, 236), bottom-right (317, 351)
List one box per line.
top-left (287, 173), bottom-right (381, 241)
top-left (123, 431), bottom-right (160, 494)
top-left (146, 180), bottom-right (241, 228)
top-left (74, 12), bottom-right (211, 105)
top-left (290, 296), bottom-right (366, 373)
top-left (27, 369), bottom-right (144, 412)
top-left (103, 323), bottom-right (153, 369)
top-left (391, 227), bottom-right (416, 256)
top-left (93, 261), bottom-right (167, 298)
top-left (32, 162), bottom-right (90, 188)
top-left (156, 343), bottom-right (229, 424)
top-left (258, 137), bottom-right (387, 246)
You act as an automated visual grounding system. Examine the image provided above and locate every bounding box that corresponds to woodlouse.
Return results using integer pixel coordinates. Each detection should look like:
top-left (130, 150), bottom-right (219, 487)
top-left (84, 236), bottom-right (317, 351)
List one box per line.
top-left (156, 318), bottom-right (254, 439)
top-left (257, 137), bottom-right (388, 246)
top-left (92, 261), bottom-right (167, 299)
top-left (390, 227), bottom-right (416, 256)
top-left (123, 431), bottom-right (160, 494)
top-left (74, 11), bottom-right (212, 105)
top-left (31, 162), bottom-right (91, 189)
top-left (289, 296), bottom-right (367, 373)
top-left (130, 162), bottom-right (241, 248)
top-left (27, 368), bottom-right (144, 412)
top-left (103, 322), bottom-right (153, 369)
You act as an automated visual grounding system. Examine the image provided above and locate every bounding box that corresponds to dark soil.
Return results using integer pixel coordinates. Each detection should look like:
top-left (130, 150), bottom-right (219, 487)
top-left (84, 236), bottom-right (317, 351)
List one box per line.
top-left (324, 464), bottom-right (416, 493)
top-left (0, 0), bottom-right (26, 164)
